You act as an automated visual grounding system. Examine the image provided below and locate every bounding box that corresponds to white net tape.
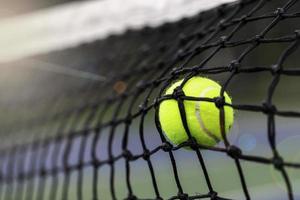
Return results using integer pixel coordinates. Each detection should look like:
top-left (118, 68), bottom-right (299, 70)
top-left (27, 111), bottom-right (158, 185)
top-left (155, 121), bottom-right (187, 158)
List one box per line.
top-left (0, 0), bottom-right (236, 63)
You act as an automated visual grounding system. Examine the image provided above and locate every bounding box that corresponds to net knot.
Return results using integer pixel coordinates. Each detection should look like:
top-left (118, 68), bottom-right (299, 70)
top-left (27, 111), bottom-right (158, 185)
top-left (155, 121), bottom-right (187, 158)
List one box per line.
top-left (178, 193), bottom-right (189, 200)
top-left (218, 20), bottom-right (226, 30)
top-left (227, 145), bottom-right (242, 159)
top-left (136, 80), bottom-right (146, 89)
top-left (214, 96), bottom-right (225, 108)
top-left (77, 162), bottom-right (84, 170)
top-left (92, 160), bottom-right (101, 168)
top-left (142, 149), bottom-right (151, 160)
top-left (109, 120), bottom-right (117, 127)
top-left (94, 126), bottom-right (101, 134)
top-left (188, 137), bottom-right (199, 150)
top-left (210, 191), bottom-right (218, 200)
top-left (171, 67), bottom-right (180, 76)
top-left (63, 165), bottom-right (71, 174)
top-left (40, 168), bottom-right (47, 177)
top-left (138, 102), bottom-right (148, 112)
top-left (195, 45), bottom-right (204, 52)
top-left (219, 36), bottom-right (227, 47)
top-left (274, 8), bottom-right (285, 17)
top-left (123, 150), bottom-right (133, 161)
top-left (162, 142), bottom-right (173, 152)
top-left (173, 87), bottom-right (185, 100)
top-left (262, 102), bottom-right (277, 114)
top-left (176, 49), bottom-right (185, 60)
top-left (154, 97), bottom-right (161, 108)
top-left (240, 15), bottom-right (248, 23)
top-left (253, 35), bottom-right (262, 44)
top-left (107, 158), bottom-right (114, 165)
top-left (228, 60), bottom-right (240, 73)
top-left (271, 64), bottom-right (281, 75)
top-left (125, 115), bottom-right (132, 124)
top-left (273, 156), bottom-right (284, 170)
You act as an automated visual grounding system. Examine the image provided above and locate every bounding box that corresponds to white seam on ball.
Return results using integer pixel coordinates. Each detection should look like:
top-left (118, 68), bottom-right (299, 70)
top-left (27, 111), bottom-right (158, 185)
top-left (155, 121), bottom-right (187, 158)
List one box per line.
top-left (195, 86), bottom-right (220, 143)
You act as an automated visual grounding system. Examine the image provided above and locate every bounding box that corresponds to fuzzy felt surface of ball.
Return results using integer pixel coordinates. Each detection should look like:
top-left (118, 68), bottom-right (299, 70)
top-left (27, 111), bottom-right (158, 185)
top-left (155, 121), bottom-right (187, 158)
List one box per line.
top-left (158, 76), bottom-right (234, 147)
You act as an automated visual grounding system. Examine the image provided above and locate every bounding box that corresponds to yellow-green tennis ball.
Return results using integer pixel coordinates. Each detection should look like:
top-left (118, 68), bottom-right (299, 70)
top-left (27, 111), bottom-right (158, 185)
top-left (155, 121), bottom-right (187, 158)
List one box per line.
top-left (159, 76), bottom-right (234, 147)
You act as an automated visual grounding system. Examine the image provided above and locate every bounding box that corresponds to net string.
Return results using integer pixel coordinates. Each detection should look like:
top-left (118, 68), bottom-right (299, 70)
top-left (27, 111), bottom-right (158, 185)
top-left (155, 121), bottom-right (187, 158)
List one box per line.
top-left (4, 6), bottom-right (300, 143)
top-left (155, 1), bottom-right (266, 199)
top-left (4, 4), bottom-right (300, 136)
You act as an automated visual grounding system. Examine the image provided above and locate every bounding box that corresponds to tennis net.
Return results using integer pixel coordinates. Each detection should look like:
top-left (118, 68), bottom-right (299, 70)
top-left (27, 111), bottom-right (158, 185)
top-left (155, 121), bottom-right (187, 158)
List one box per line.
top-left (1, 0), bottom-right (300, 199)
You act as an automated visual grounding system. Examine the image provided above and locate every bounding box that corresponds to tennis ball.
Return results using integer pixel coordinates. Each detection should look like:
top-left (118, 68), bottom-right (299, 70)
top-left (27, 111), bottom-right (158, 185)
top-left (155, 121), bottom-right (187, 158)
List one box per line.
top-left (159, 76), bottom-right (234, 147)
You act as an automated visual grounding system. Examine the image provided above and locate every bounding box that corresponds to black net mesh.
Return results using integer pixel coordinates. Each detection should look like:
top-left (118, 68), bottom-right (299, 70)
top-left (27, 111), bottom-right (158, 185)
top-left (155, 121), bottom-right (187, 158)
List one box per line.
top-left (1, 0), bottom-right (300, 199)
